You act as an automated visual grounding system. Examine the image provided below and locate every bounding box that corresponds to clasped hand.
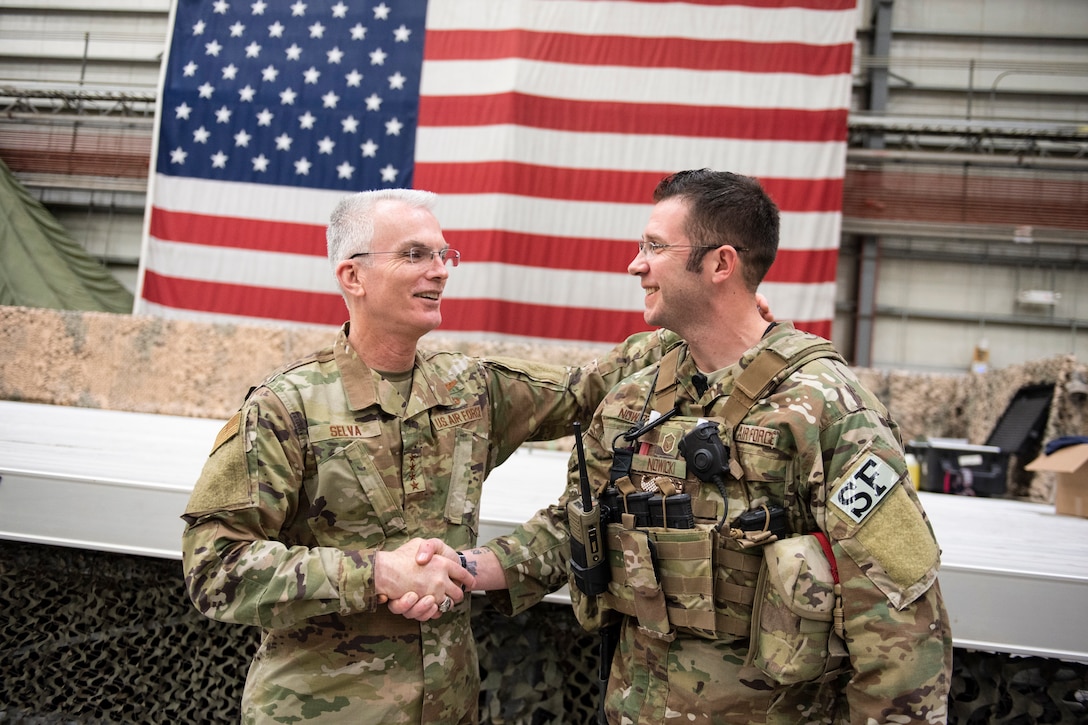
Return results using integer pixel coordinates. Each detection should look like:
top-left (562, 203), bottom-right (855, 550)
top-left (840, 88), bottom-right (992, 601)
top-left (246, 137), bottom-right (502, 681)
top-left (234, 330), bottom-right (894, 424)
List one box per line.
top-left (374, 538), bottom-right (474, 621)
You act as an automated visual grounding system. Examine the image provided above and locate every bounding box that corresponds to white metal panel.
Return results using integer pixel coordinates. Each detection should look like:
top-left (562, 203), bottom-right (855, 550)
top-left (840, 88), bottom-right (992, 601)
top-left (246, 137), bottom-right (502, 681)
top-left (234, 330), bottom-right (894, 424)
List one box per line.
top-left (0, 401), bottom-right (221, 558)
top-left (2, 401), bottom-right (1087, 662)
top-left (0, 469), bottom-right (191, 559)
top-left (922, 491), bottom-right (1088, 663)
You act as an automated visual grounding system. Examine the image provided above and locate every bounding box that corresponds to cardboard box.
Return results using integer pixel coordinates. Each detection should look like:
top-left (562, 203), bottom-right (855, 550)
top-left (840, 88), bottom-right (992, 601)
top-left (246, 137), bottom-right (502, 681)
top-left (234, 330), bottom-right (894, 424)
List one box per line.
top-left (1025, 444), bottom-right (1088, 518)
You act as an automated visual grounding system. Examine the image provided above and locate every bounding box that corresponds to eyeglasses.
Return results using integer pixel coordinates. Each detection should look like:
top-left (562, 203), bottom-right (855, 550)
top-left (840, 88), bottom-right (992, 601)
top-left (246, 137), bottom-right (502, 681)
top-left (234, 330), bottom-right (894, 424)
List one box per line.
top-left (350, 247), bottom-right (460, 267)
top-left (636, 240), bottom-right (746, 257)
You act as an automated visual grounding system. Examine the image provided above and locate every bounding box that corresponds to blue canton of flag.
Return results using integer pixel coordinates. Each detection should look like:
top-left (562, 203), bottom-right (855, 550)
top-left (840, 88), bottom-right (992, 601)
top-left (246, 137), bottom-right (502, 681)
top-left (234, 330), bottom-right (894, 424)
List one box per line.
top-left (157, 0), bottom-right (427, 191)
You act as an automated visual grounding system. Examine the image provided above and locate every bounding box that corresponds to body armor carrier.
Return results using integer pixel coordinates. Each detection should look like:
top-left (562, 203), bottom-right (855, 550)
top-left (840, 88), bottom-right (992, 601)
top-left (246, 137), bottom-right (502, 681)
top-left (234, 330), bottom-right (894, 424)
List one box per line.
top-left (571, 332), bottom-right (843, 643)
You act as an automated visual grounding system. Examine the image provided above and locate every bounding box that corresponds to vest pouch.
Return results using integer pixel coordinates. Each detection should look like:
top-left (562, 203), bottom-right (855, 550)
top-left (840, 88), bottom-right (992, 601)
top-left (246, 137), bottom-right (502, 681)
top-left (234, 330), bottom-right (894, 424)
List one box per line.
top-left (747, 534), bottom-right (839, 684)
top-left (647, 526), bottom-right (716, 639)
top-left (606, 528), bottom-right (672, 639)
top-left (712, 534), bottom-right (763, 640)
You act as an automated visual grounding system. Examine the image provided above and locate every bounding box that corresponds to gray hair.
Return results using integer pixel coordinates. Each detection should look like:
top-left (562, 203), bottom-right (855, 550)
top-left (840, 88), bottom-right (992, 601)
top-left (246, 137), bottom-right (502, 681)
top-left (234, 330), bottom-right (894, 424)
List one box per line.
top-left (326, 188), bottom-right (438, 273)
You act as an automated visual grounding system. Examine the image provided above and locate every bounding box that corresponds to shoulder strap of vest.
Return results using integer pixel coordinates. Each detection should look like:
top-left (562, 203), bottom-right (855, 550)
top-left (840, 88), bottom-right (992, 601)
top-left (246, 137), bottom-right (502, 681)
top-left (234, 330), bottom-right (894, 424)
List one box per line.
top-left (652, 332), bottom-right (842, 437)
top-left (713, 335), bottom-right (842, 481)
top-left (720, 336), bottom-right (843, 439)
top-left (652, 344), bottom-right (683, 412)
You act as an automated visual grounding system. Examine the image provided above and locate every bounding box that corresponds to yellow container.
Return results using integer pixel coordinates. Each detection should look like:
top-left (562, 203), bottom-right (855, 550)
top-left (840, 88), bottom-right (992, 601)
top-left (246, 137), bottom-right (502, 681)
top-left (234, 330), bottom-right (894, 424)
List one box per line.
top-left (905, 453), bottom-right (922, 490)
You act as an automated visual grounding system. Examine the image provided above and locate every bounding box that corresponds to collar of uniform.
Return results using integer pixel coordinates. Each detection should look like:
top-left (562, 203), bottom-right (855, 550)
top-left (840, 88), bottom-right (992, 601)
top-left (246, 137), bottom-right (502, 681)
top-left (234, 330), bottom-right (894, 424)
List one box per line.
top-left (674, 345), bottom-right (724, 402)
top-left (334, 325), bottom-right (458, 414)
top-left (736, 320), bottom-right (796, 371)
top-left (408, 351), bottom-right (458, 413)
top-left (334, 324), bottom-right (380, 411)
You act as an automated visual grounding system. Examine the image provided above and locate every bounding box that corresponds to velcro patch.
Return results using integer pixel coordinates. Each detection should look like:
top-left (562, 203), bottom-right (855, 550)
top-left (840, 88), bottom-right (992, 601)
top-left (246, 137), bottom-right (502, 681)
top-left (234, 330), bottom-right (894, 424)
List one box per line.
top-left (631, 453), bottom-right (686, 479)
top-left (829, 452), bottom-right (898, 524)
top-left (185, 426), bottom-right (253, 516)
top-left (432, 405), bottom-right (483, 431)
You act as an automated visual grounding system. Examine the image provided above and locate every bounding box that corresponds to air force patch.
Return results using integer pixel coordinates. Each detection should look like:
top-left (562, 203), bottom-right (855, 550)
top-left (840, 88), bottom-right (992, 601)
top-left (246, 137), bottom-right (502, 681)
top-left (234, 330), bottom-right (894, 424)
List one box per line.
top-left (735, 424), bottom-right (779, 448)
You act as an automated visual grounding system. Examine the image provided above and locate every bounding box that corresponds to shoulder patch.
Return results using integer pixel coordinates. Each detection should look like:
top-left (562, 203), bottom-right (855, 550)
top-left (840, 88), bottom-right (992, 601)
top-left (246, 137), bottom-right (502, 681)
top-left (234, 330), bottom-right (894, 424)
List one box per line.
top-left (829, 451), bottom-right (898, 524)
top-left (185, 413), bottom-right (254, 517)
top-left (828, 446), bottom-right (940, 608)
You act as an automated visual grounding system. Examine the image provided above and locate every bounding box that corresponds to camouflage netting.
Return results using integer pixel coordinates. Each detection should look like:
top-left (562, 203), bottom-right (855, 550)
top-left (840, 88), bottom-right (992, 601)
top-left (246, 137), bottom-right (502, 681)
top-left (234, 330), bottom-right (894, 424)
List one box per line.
top-left (1, 541), bottom-right (1085, 724)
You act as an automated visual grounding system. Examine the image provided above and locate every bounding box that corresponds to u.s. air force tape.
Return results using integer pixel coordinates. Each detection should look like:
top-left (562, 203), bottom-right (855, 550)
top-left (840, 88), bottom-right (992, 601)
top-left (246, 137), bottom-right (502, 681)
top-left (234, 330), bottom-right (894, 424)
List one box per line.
top-left (829, 452), bottom-right (899, 524)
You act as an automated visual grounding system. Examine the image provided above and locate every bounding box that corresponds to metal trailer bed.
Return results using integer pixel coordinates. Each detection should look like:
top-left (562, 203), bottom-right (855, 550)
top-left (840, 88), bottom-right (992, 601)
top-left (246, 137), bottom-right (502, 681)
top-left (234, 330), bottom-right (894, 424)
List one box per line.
top-left (2, 400), bottom-right (1086, 664)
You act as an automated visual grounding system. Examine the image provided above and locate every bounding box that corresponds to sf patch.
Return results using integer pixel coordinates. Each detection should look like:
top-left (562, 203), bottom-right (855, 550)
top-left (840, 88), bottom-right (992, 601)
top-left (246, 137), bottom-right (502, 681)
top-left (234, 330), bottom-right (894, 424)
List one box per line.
top-left (830, 451), bottom-right (898, 524)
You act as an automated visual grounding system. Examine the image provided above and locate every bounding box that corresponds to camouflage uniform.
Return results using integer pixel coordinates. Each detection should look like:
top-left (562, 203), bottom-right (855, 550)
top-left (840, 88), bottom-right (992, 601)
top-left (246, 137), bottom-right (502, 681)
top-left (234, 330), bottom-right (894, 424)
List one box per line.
top-left (181, 323), bottom-right (676, 724)
top-left (485, 323), bottom-right (954, 724)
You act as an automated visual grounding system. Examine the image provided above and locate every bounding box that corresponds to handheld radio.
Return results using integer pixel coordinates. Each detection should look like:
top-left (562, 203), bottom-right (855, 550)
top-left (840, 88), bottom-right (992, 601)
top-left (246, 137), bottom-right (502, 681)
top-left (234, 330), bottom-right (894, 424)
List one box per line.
top-left (568, 421), bottom-right (610, 596)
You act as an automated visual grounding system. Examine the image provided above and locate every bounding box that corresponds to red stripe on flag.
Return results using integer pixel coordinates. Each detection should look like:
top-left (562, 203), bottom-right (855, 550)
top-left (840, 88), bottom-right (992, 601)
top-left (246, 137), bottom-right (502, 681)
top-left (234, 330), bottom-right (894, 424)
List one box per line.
top-left (141, 270), bottom-right (346, 326)
top-left (418, 95), bottom-right (848, 143)
top-left (149, 208), bottom-right (327, 256)
top-left (444, 230), bottom-right (838, 282)
top-left (764, 248), bottom-right (839, 283)
top-left (423, 30), bottom-right (853, 76)
top-left (415, 162), bottom-right (842, 212)
top-left (415, 163), bottom-right (660, 205)
top-left (616, 0), bottom-right (855, 8)
top-left (795, 318), bottom-right (832, 339)
top-left (440, 299), bottom-right (652, 343)
top-left (764, 177), bottom-right (844, 214)
top-left (444, 230), bottom-right (634, 273)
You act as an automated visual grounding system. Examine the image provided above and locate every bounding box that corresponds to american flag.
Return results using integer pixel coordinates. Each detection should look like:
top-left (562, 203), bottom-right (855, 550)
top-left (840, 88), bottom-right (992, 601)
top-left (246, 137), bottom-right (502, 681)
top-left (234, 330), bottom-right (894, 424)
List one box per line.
top-left (136, 0), bottom-right (856, 343)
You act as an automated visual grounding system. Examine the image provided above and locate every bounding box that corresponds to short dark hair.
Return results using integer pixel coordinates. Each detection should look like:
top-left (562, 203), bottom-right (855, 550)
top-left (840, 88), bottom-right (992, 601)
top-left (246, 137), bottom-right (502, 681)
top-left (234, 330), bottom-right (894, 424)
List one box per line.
top-left (652, 169), bottom-right (779, 290)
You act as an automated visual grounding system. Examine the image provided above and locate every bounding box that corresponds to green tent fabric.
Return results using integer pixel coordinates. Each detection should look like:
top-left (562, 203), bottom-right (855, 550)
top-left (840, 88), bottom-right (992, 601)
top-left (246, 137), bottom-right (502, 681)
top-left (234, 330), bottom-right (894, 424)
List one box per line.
top-left (0, 156), bottom-right (134, 313)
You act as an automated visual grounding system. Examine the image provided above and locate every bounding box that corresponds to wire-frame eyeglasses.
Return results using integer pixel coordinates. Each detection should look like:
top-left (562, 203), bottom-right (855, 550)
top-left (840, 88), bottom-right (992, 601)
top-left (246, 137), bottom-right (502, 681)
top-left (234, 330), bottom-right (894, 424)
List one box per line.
top-left (350, 247), bottom-right (460, 267)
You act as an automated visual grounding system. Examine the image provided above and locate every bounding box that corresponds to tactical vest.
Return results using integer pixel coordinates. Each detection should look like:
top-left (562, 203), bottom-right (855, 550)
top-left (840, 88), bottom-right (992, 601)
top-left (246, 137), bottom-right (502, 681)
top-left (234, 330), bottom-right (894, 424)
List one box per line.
top-left (580, 332), bottom-right (843, 643)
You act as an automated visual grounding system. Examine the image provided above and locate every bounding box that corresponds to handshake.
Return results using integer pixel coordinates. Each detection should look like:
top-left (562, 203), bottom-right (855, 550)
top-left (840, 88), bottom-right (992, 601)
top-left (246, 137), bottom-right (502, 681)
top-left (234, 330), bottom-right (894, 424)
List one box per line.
top-left (374, 538), bottom-right (477, 621)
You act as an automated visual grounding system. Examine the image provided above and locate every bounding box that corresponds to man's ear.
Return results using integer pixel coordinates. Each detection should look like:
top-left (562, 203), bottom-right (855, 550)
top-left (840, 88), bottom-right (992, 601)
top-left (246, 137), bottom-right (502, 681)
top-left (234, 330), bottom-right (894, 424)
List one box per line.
top-left (335, 259), bottom-right (365, 296)
top-left (707, 245), bottom-right (742, 284)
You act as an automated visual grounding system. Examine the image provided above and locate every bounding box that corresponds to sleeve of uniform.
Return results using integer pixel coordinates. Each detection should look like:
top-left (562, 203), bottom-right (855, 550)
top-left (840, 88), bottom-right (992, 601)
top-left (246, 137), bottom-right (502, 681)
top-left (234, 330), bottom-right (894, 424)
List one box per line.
top-left (568, 329), bottom-right (678, 428)
top-left (482, 498), bottom-right (571, 616)
top-left (180, 388), bottom-right (379, 629)
top-left (812, 402), bottom-right (953, 723)
top-left (483, 329), bottom-right (678, 466)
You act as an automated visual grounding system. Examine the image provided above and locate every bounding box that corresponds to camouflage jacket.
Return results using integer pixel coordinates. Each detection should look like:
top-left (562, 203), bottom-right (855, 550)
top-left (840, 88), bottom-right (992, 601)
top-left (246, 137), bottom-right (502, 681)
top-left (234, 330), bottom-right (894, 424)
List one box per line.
top-left (181, 323), bottom-right (676, 724)
top-left (485, 323), bottom-right (954, 724)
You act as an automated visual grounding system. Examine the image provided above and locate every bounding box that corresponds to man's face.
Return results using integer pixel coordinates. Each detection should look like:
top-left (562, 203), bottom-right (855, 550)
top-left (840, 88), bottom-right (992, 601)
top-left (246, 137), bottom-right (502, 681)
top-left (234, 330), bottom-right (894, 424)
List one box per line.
top-left (629, 196), bottom-right (707, 335)
top-left (356, 200), bottom-right (450, 340)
